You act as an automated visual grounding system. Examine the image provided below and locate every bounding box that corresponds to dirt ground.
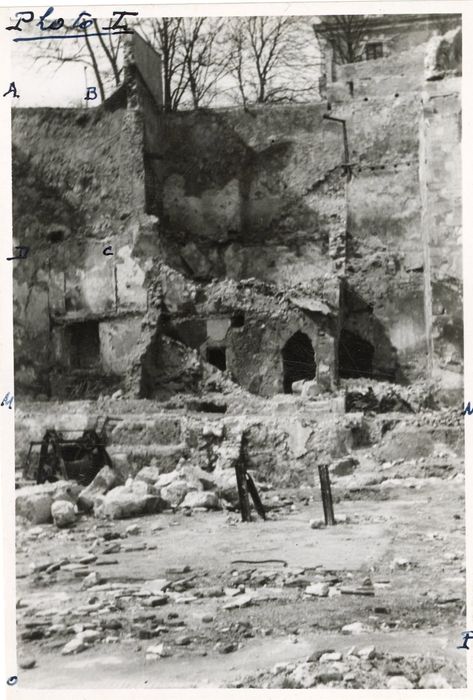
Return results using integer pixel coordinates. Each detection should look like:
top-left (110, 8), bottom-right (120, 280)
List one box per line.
top-left (16, 448), bottom-right (466, 689)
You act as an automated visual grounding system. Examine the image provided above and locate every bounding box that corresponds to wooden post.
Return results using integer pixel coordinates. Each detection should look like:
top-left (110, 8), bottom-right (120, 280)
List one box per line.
top-left (318, 464), bottom-right (336, 526)
top-left (235, 458), bottom-right (252, 522)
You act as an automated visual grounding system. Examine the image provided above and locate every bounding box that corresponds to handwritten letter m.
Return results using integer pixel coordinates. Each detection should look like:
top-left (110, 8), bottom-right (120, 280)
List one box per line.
top-left (462, 401), bottom-right (473, 416)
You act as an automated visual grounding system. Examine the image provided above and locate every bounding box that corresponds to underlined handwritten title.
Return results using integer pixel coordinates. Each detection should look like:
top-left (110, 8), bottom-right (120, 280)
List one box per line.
top-left (6, 7), bottom-right (139, 42)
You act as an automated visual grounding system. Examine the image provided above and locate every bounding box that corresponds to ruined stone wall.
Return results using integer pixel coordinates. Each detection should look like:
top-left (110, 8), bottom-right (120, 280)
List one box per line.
top-left (333, 93), bottom-right (426, 382)
top-left (145, 105), bottom-right (347, 286)
top-left (12, 97), bottom-right (151, 398)
top-left (327, 35), bottom-right (461, 385)
top-left (419, 78), bottom-right (462, 392)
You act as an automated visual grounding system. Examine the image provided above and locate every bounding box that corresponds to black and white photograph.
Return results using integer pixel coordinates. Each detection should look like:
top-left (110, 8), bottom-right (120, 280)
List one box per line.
top-left (1, 3), bottom-right (469, 692)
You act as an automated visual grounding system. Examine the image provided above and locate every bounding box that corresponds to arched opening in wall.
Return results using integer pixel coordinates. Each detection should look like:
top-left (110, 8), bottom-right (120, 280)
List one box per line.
top-left (282, 332), bottom-right (316, 394)
top-left (338, 330), bottom-right (374, 379)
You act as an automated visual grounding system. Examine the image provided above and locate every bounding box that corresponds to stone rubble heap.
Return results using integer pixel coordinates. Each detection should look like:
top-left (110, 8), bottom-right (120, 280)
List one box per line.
top-left (15, 459), bottom-right (243, 526)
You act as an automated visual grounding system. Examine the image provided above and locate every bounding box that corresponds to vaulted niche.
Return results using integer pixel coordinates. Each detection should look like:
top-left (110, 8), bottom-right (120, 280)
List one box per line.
top-left (282, 331), bottom-right (316, 393)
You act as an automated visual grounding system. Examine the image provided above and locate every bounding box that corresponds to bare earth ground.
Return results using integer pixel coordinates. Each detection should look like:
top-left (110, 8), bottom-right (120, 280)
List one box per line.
top-left (16, 451), bottom-right (466, 689)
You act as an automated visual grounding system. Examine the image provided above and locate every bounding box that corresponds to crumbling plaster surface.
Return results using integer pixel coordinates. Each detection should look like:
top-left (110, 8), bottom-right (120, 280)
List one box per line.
top-left (147, 105), bottom-right (347, 285)
top-left (12, 26), bottom-right (462, 399)
top-left (12, 97), bottom-right (153, 396)
top-left (419, 78), bottom-right (462, 389)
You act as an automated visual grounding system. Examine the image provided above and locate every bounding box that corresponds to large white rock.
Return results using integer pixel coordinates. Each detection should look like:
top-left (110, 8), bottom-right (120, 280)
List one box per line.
top-left (213, 469), bottom-right (239, 505)
top-left (61, 637), bottom-right (86, 655)
top-left (156, 469), bottom-right (180, 488)
top-left (52, 480), bottom-right (82, 504)
top-left (16, 488), bottom-right (53, 524)
top-left (341, 621), bottom-right (370, 635)
top-left (78, 466), bottom-right (121, 512)
top-left (418, 673), bottom-right (451, 689)
top-left (94, 485), bottom-right (165, 519)
top-left (305, 582), bottom-right (329, 597)
top-left (160, 480), bottom-right (190, 506)
top-left (51, 500), bottom-right (76, 528)
top-left (180, 464), bottom-right (215, 491)
top-left (135, 466), bottom-right (162, 485)
top-left (180, 491), bottom-right (219, 510)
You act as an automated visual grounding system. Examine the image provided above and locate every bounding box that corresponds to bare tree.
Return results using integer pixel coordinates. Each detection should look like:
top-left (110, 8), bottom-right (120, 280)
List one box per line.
top-left (31, 19), bottom-right (124, 102)
top-left (139, 17), bottom-right (229, 111)
top-left (226, 17), bottom-right (321, 106)
top-left (312, 15), bottom-right (371, 65)
top-left (179, 18), bottom-right (229, 109)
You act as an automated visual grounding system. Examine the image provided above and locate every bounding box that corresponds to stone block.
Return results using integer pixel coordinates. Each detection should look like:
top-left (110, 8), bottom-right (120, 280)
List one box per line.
top-left (51, 500), bottom-right (76, 528)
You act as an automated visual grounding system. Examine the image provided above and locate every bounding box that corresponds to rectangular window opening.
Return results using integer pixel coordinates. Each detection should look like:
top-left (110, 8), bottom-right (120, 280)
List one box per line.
top-left (206, 346), bottom-right (226, 371)
top-left (365, 42), bottom-right (383, 61)
top-left (67, 321), bottom-right (101, 369)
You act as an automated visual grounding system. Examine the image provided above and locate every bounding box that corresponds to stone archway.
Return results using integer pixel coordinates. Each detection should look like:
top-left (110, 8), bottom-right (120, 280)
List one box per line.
top-left (282, 331), bottom-right (316, 394)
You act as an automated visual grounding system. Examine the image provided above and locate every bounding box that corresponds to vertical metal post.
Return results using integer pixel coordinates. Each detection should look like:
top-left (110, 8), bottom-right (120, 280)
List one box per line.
top-left (318, 464), bottom-right (336, 526)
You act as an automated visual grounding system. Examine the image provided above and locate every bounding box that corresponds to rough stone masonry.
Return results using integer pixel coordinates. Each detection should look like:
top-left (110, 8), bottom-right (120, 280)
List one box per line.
top-left (11, 19), bottom-right (462, 404)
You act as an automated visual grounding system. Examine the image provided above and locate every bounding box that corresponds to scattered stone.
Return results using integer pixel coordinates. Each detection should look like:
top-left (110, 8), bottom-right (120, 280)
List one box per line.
top-left (78, 554), bottom-right (97, 565)
top-left (341, 622), bottom-right (370, 635)
top-left (386, 676), bottom-right (414, 689)
top-left (166, 565), bottom-right (191, 575)
top-left (102, 542), bottom-right (121, 555)
top-left (126, 524), bottom-right (141, 536)
top-left (200, 613), bottom-right (214, 623)
top-left (51, 500), bottom-right (76, 528)
top-left (204, 586), bottom-right (224, 597)
top-left (81, 571), bottom-right (104, 589)
top-left (180, 491), bottom-right (219, 510)
top-left (18, 656), bottom-right (36, 670)
top-left (305, 583), bottom-right (329, 597)
top-left (146, 643), bottom-right (172, 658)
top-left (215, 641), bottom-right (237, 654)
top-left (319, 652), bottom-right (342, 663)
top-left (390, 557), bottom-right (411, 570)
top-left (223, 593), bottom-right (253, 609)
top-left (175, 635), bottom-right (191, 646)
top-left (61, 638), bottom-right (86, 655)
top-left (78, 629), bottom-right (101, 643)
top-left (309, 519), bottom-right (325, 529)
top-left (147, 596), bottom-right (169, 607)
top-left (357, 645), bottom-right (376, 659)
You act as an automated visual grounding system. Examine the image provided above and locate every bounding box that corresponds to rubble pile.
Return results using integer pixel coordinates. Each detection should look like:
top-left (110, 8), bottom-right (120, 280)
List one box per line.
top-left (343, 379), bottom-right (440, 413)
top-left (238, 650), bottom-right (459, 689)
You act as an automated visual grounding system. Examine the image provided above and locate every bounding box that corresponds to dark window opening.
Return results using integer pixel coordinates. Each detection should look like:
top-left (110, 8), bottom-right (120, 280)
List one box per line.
top-left (338, 330), bottom-right (374, 379)
top-left (282, 331), bottom-right (316, 394)
top-left (48, 229), bottom-right (65, 244)
top-left (365, 42), bottom-right (383, 60)
top-left (206, 346), bottom-right (226, 371)
top-left (231, 312), bottom-right (245, 328)
top-left (68, 321), bottom-right (101, 370)
top-left (187, 399), bottom-right (227, 414)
